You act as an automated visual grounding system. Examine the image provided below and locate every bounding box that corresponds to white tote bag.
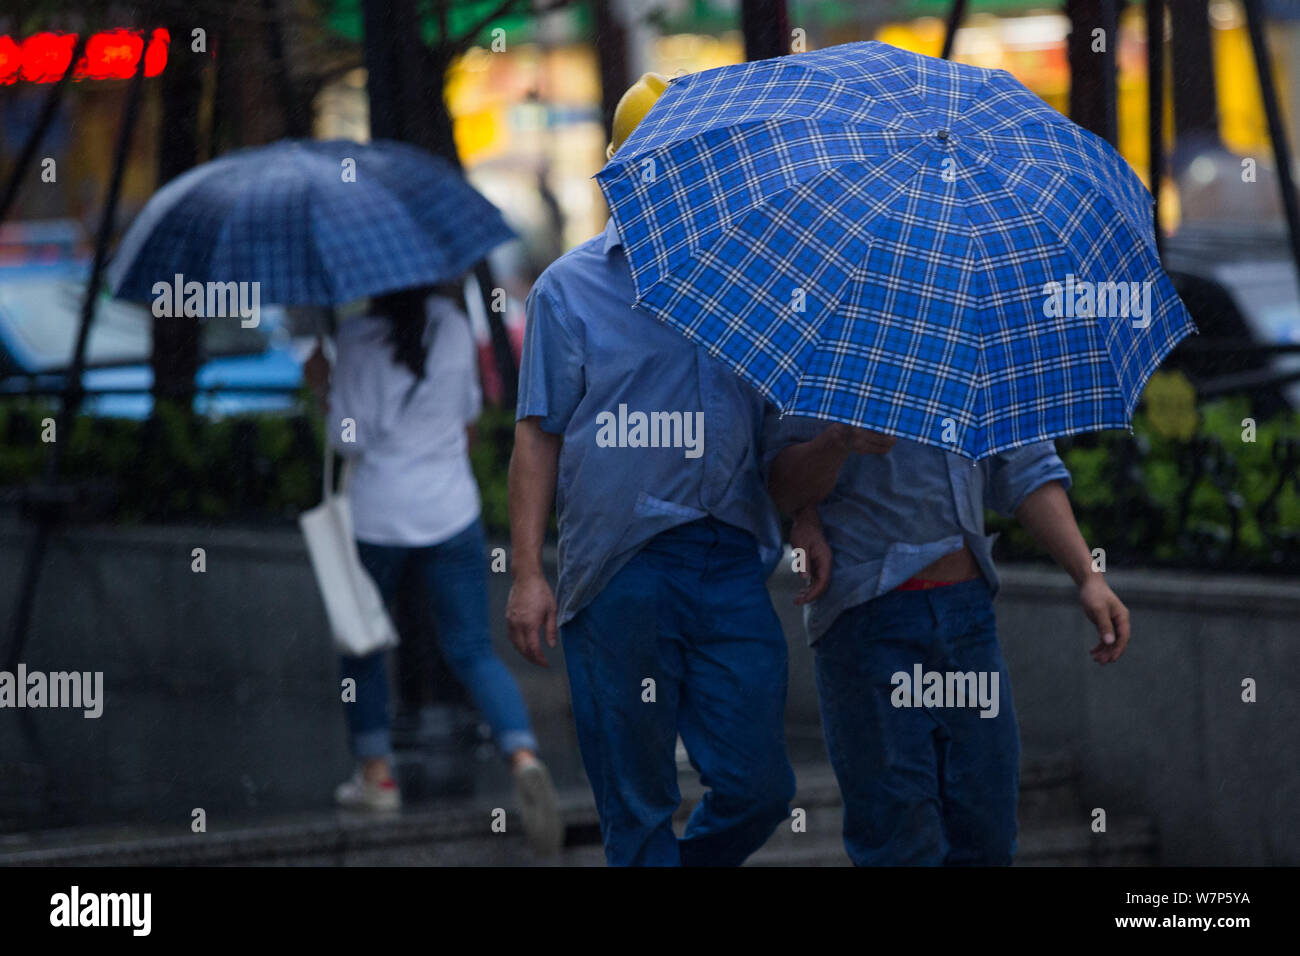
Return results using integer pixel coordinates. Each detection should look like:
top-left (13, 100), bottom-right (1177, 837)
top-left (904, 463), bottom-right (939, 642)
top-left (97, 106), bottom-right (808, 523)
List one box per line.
top-left (299, 442), bottom-right (399, 656)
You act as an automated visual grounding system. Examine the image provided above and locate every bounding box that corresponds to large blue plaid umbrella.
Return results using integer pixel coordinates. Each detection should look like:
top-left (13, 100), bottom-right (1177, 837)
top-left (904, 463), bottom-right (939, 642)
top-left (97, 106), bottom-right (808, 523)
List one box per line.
top-left (108, 139), bottom-right (513, 305)
top-left (596, 42), bottom-right (1196, 459)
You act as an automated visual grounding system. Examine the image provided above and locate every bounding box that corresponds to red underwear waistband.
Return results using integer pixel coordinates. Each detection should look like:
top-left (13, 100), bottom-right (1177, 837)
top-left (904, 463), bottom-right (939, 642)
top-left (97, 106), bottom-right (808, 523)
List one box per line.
top-left (894, 577), bottom-right (963, 591)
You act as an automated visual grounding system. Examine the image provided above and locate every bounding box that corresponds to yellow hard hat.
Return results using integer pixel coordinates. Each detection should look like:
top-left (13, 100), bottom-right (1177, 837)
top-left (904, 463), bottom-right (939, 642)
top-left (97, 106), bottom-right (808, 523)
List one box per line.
top-left (607, 72), bottom-right (669, 160)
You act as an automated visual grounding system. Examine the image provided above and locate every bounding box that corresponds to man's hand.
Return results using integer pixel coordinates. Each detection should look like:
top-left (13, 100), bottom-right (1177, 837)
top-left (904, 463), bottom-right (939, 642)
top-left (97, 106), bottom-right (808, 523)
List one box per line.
top-left (790, 507), bottom-right (831, 605)
top-left (1077, 574), bottom-right (1130, 665)
top-left (506, 572), bottom-right (558, 667)
top-left (827, 423), bottom-right (896, 455)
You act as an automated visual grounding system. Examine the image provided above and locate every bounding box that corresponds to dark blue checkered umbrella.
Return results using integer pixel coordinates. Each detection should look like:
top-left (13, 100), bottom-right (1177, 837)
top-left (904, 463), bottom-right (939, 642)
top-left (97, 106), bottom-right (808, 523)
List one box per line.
top-left (108, 139), bottom-right (514, 306)
top-left (596, 41), bottom-right (1196, 460)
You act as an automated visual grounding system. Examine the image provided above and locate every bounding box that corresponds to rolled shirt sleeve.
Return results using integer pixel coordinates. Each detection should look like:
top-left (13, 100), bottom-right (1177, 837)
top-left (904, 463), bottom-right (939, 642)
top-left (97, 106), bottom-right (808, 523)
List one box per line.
top-left (983, 440), bottom-right (1072, 518)
top-left (517, 283), bottom-right (585, 435)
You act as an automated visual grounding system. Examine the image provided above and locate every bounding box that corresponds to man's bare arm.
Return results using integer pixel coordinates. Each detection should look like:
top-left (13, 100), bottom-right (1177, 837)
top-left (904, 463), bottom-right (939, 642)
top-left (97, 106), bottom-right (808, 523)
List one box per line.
top-left (1015, 480), bottom-right (1131, 664)
top-left (768, 424), bottom-right (895, 515)
top-left (505, 418), bottom-right (562, 666)
top-left (1014, 480), bottom-right (1092, 585)
top-left (508, 418), bottom-right (559, 578)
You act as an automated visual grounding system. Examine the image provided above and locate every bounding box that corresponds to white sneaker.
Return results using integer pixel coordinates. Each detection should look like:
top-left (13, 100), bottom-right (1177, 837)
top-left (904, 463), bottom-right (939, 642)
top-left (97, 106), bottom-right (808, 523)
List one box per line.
top-left (513, 758), bottom-right (562, 856)
top-left (335, 770), bottom-right (401, 812)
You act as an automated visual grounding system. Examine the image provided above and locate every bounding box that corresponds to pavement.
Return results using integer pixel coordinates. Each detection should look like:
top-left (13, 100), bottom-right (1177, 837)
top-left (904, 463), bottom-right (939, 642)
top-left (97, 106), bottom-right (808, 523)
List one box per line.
top-left (0, 732), bottom-right (1157, 866)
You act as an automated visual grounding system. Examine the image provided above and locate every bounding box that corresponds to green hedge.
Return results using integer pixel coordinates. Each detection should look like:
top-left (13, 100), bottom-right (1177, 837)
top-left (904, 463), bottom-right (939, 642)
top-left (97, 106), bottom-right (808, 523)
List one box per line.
top-left (990, 397), bottom-right (1300, 570)
top-left (2, 396), bottom-right (1297, 570)
top-left (0, 396), bottom-right (515, 531)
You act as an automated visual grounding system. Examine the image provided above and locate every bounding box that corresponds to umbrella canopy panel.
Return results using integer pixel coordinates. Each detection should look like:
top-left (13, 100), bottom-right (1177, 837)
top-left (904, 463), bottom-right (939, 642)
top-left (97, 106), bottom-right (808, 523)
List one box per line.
top-left (109, 139), bottom-right (514, 307)
top-left (597, 41), bottom-right (1196, 460)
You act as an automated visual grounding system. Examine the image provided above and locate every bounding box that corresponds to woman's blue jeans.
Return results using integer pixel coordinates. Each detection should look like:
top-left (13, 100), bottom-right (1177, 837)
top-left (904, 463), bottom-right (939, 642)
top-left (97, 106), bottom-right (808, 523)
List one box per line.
top-left (340, 518), bottom-right (538, 761)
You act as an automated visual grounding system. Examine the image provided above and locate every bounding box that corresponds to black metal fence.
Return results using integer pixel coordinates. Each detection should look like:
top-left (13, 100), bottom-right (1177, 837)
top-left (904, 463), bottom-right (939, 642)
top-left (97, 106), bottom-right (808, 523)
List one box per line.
top-left (993, 410), bottom-right (1300, 574)
top-left (2, 385), bottom-right (1298, 574)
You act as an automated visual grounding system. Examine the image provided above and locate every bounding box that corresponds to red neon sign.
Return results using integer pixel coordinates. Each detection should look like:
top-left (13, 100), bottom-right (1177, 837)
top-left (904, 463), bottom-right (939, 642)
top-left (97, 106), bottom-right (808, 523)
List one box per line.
top-left (0, 28), bottom-right (168, 85)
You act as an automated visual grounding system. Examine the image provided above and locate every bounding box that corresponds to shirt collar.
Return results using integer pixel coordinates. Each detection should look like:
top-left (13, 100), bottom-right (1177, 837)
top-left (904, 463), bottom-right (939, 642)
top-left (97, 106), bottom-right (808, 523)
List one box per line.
top-left (602, 217), bottom-right (622, 254)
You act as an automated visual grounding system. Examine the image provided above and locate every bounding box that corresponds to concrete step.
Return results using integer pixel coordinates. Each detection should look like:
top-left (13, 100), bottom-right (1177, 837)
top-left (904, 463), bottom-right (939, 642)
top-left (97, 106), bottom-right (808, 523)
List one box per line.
top-left (0, 755), bottom-right (1155, 866)
top-left (687, 754), bottom-right (1154, 867)
top-left (1016, 819), bottom-right (1159, 866)
top-left (674, 752), bottom-right (1085, 836)
top-left (743, 819), bottom-right (1159, 867)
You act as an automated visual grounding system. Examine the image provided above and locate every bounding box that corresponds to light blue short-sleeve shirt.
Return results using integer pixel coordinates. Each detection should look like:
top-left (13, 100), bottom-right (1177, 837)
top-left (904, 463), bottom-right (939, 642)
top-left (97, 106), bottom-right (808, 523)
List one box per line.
top-left (764, 412), bottom-right (1071, 643)
top-left (519, 220), bottom-right (782, 625)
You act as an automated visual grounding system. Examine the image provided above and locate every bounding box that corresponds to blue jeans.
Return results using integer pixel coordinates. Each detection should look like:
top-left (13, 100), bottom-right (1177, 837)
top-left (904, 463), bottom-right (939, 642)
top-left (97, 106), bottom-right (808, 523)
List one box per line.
top-left (341, 518), bottom-right (538, 760)
top-left (814, 578), bottom-right (1019, 866)
top-left (561, 517), bottom-right (797, 867)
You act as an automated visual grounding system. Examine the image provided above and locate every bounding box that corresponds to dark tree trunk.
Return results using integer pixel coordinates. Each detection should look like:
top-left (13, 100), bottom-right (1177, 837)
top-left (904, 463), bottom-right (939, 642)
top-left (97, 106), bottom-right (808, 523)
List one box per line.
top-left (262, 0), bottom-right (312, 138)
top-left (1067, 0), bottom-right (1121, 145)
top-left (151, 21), bottom-right (205, 411)
top-left (362, 0), bottom-right (403, 140)
top-left (361, 0), bottom-right (474, 717)
top-left (418, 45), bottom-right (461, 164)
top-left (593, 0), bottom-right (632, 139)
top-left (1170, 1), bottom-right (1220, 145)
top-left (412, 29), bottom-right (518, 408)
top-left (741, 0), bottom-right (791, 62)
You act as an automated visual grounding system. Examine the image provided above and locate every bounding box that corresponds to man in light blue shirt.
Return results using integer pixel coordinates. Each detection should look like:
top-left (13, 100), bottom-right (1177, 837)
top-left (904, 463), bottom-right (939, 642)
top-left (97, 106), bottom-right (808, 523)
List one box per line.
top-left (505, 214), bottom-right (795, 866)
top-left (765, 415), bottom-right (1076, 643)
top-left (767, 415), bottom-right (1131, 866)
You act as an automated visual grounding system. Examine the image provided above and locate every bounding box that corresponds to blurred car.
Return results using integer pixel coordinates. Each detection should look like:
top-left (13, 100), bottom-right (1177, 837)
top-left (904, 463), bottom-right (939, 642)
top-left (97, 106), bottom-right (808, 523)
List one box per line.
top-left (1, 220), bottom-right (531, 419)
top-left (1163, 223), bottom-right (1300, 417)
top-left (0, 221), bottom-right (301, 418)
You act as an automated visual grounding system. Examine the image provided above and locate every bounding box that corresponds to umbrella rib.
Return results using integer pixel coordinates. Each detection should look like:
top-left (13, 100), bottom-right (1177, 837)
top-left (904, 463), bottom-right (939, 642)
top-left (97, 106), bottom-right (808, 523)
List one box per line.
top-left (613, 48), bottom-right (948, 166)
top-left (108, 156), bottom-right (241, 299)
top-left (600, 114), bottom-right (924, 188)
top-left (950, 200), bottom-right (994, 450)
top-left (961, 123), bottom-right (1151, 235)
top-left (952, 70), bottom-right (1072, 136)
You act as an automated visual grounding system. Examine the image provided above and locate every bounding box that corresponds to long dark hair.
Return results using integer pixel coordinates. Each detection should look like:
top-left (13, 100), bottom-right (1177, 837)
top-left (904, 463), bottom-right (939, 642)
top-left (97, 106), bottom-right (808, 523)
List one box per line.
top-left (371, 282), bottom-right (459, 380)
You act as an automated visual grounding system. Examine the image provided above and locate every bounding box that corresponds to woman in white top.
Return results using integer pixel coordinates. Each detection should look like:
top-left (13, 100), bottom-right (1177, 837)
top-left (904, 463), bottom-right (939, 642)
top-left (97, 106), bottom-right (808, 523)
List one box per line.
top-left (306, 284), bottom-right (559, 853)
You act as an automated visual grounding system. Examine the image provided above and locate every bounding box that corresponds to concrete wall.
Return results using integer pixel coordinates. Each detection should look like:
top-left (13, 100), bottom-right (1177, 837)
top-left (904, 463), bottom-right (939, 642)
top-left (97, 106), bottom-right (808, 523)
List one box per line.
top-left (0, 519), bottom-right (353, 829)
top-left (0, 515), bottom-right (1295, 863)
top-left (994, 566), bottom-right (1300, 866)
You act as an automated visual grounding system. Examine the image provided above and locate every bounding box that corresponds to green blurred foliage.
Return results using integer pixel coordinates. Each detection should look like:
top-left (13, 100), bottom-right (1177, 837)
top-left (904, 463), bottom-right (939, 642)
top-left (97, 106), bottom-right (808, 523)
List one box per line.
top-left (989, 398), bottom-right (1300, 571)
top-left (0, 399), bottom-right (519, 534)
top-left (468, 404), bottom-right (516, 537)
top-left (0, 399), bottom-right (324, 526)
top-left (2, 397), bottom-right (1297, 570)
